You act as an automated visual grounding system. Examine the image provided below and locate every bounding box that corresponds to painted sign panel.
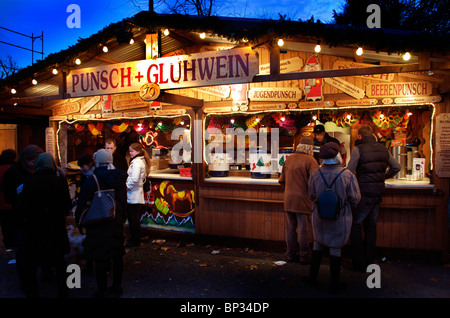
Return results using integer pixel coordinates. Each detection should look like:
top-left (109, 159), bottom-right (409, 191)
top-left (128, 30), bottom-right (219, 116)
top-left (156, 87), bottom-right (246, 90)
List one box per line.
top-left (258, 56), bottom-right (303, 74)
top-left (248, 87), bottom-right (302, 101)
top-left (324, 77), bottom-right (365, 99)
top-left (52, 102), bottom-right (80, 116)
top-left (67, 47), bottom-right (259, 97)
top-left (333, 60), bottom-right (394, 82)
top-left (366, 81), bottom-right (432, 98)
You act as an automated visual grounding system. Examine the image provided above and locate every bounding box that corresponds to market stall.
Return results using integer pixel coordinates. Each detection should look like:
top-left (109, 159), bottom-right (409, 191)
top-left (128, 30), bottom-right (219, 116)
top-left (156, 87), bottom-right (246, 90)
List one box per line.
top-left (1, 13), bottom-right (449, 259)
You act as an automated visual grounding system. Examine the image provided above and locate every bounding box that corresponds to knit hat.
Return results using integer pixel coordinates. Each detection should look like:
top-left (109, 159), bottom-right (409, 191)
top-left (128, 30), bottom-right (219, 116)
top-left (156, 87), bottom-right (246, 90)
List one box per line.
top-left (77, 153), bottom-right (93, 167)
top-left (313, 124), bottom-right (325, 134)
top-left (34, 153), bottom-right (56, 173)
top-left (319, 142), bottom-right (340, 159)
top-left (299, 137), bottom-right (314, 146)
top-left (93, 149), bottom-right (113, 164)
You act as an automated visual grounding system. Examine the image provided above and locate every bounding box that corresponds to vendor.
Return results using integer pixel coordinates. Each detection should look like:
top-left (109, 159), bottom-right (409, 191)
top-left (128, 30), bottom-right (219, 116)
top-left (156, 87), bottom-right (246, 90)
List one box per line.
top-left (313, 124), bottom-right (340, 163)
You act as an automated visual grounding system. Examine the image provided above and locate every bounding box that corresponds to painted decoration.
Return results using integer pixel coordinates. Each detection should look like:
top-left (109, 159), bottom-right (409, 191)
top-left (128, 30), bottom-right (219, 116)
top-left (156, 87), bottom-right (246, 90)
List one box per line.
top-left (303, 55), bottom-right (323, 101)
top-left (141, 180), bottom-right (195, 233)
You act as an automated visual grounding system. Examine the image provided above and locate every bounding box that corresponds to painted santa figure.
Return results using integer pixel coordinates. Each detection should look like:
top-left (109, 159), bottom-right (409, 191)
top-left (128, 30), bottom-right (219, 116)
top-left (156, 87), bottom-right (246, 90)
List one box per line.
top-left (303, 55), bottom-right (323, 101)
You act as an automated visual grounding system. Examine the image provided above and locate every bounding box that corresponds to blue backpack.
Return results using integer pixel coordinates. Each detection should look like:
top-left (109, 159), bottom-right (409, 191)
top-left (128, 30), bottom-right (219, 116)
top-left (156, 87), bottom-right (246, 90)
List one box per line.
top-left (317, 169), bottom-right (345, 220)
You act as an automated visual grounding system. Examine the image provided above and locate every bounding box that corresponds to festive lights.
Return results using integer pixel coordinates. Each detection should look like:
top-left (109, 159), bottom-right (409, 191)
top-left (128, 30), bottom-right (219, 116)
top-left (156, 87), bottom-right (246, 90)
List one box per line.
top-left (277, 39), bottom-right (284, 47)
top-left (356, 47), bottom-right (363, 56)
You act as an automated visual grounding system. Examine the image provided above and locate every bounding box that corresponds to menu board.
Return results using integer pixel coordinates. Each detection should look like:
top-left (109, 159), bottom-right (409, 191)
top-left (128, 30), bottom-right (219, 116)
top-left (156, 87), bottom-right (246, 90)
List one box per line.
top-left (435, 113), bottom-right (450, 177)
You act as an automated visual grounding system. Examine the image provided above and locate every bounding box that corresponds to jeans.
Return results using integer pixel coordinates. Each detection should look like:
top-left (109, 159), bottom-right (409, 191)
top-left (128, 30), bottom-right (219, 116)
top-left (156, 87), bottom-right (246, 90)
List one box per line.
top-left (350, 195), bottom-right (382, 269)
top-left (285, 212), bottom-right (311, 262)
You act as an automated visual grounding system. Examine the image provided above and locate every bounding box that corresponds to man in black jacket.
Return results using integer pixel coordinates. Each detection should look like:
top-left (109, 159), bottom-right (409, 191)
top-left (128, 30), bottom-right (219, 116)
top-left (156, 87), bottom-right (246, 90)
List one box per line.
top-left (347, 125), bottom-right (401, 272)
top-left (313, 124), bottom-right (340, 164)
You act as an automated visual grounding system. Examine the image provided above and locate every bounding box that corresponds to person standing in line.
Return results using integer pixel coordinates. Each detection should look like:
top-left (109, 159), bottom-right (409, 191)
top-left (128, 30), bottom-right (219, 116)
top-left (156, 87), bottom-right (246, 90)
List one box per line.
top-left (75, 149), bottom-right (128, 298)
top-left (2, 145), bottom-right (43, 283)
top-left (105, 138), bottom-right (128, 172)
top-left (125, 143), bottom-right (151, 247)
top-left (305, 142), bottom-right (361, 293)
top-left (77, 153), bottom-right (95, 188)
top-left (278, 137), bottom-right (319, 264)
top-left (347, 125), bottom-right (400, 272)
top-left (0, 149), bottom-right (17, 251)
top-left (18, 153), bottom-right (72, 298)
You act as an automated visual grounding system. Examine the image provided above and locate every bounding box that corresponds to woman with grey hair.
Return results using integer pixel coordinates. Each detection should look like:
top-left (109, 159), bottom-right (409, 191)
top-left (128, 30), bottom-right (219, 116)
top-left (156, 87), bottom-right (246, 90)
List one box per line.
top-left (279, 137), bottom-right (319, 264)
top-left (305, 142), bottom-right (361, 293)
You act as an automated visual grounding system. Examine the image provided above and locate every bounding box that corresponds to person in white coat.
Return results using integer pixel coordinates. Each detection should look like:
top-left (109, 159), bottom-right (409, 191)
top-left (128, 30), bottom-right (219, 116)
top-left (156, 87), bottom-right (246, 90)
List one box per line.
top-left (126, 143), bottom-right (151, 247)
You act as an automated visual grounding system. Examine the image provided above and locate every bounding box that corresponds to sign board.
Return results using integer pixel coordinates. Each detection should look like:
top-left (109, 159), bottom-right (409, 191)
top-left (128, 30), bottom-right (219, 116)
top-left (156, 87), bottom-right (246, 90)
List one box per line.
top-left (366, 81), bottom-right (432, 98)
top-left (259, 57), bottom-right (303, 74)
top-left (196, 85), bottom-right (231, 98)
top-left (52, 102), bottom-right (80, 116)
top-left (249, 103), bottom-right (286, 111)
top-left (335, 99), bottom-right (377, 106)
top-left (394, 95), bottom-right (442, 104)
top-left (248, 87), bottom-right (302, 101)
top-left (324, 77), bottom-right (365, 99)
top-left (67, 47), bottom-right (259, 97)
top-left (399, 71), bottom-right (450, 83)
top-left (333, 61), bottom-right (394, 82)
top-left (435, 113), bottom-right (450, 177)
top-left (80, 96), bottom-right (101, 114)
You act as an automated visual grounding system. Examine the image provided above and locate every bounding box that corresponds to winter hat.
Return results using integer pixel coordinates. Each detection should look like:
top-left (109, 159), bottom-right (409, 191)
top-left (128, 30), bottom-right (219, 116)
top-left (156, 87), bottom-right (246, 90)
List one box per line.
top-left (313, 124), bottom-right (325, 134)
top-left (299, 137), bottom-right (314, 146)
top-left (34, 153), bottom-right (56, 173)
top-left (93, 149), bottom-right (113, 164)
top-left (77, 153), bottom-right (93, 167)
top-left (319, 142), bottom-right (340, 159)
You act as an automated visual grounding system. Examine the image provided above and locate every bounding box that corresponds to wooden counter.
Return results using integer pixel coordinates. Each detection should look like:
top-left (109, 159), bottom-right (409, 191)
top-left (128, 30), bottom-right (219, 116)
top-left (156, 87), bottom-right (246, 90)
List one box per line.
top-left (197, 176), bottom-right (447, 256)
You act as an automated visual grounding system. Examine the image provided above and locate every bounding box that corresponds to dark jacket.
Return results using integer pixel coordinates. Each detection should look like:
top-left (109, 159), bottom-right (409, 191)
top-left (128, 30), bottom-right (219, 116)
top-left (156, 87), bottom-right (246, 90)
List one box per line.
top-left (75, 166), bottom-right (127, 261)
top-left (350, 135), bottom-right (395, 196)
top-left (19, 167), bottom-right (72, 263)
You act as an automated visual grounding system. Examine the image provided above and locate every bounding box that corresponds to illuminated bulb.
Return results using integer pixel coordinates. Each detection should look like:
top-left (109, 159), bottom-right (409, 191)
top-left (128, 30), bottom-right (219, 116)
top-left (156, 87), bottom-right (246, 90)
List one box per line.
top-left (200, 32), bottom-right (206, 39)
top-left (103, 46), bottom-right (108, 53)
top-left (52, 68), bottom-right (58, 75)
top-left (180, 121), bottom-right (185, 125)
top-left (129, 38), bottom-right (134, 44)
top-left (75, 58), bottom-right (81, 65)
top-left (13, 102), bottom-right (18, 106)
top-left (230, 119), bottom-right (235, 124)
top-left (346, 114), bottom-right (352, 120)
top-left (314, 44), bottom-right (321, 53)
top-left (32, 79), bottom-right (38, 85)
top-left (380, 114), bottom-right (384, 119)
top-left (280, 117), bottom-right (286, 122)
top-left (163, 29), bottom-right (169, 36)
top-left (403, 52), bottom-right (411, 61)
top-left (408, 112), bottom-right (413, 117)
top-left (356, 47), bottom-right (363, 56)
top-left (158, 122), bottom-right (162, 126)
top-left (277, 39), bottom-right (284, 47)
top-left (11, 88), bottom-right (16, 94)
top-left (255, 118), bottom-right (260, 122)
top-left (312, 115), bottom-right (317, 121)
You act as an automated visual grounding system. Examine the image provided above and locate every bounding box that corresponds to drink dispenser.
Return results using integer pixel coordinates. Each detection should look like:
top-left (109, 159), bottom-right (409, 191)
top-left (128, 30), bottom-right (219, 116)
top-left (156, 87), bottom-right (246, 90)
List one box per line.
top-left (391, 146), bottom-right (407, 179)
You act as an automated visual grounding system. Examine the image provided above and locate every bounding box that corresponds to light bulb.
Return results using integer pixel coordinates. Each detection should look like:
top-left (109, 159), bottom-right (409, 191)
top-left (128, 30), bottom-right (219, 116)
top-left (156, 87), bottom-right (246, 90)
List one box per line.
top-left (314, 44), bottom-right (321, 53)
top-left (277, 39), bottom-right (284, 47)
top-left (403, 52), bottom-right (411, 61)
top-left (356, 47), bottom-right (363, 56)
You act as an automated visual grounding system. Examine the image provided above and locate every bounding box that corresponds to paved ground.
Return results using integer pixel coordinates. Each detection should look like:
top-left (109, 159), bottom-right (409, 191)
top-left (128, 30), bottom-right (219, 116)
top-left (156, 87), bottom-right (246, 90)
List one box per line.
top-left (0, 222), bottom-right (449, 314)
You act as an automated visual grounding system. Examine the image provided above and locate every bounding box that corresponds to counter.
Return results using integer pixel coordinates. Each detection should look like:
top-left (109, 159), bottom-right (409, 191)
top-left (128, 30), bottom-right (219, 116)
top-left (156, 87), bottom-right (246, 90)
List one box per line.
top-left (149, 168), bottom-right (193, 181)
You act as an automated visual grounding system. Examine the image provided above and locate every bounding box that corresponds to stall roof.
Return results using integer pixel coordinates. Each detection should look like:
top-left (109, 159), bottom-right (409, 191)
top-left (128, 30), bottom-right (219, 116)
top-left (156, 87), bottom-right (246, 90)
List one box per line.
top-left (0, 12), bottom-right (449, 118)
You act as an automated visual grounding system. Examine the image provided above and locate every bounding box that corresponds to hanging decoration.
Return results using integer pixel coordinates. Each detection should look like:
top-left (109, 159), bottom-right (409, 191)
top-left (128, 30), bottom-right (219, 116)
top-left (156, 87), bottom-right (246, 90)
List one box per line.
top-left (245, 114), bottom-right (264, 129)
top-left (88, 122), bottom-right (104, 135)
top-left (109, 121), bottom-right (130, 133)
top-left (74, 123), bottom-right (85, 131)
top-left (139, 130), bottom-right (159, 148)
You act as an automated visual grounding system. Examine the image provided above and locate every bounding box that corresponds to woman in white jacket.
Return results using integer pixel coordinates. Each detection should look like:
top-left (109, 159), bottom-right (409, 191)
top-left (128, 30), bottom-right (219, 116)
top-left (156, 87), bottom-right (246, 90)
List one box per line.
top-left (126, 143), bottom-right (151, 247)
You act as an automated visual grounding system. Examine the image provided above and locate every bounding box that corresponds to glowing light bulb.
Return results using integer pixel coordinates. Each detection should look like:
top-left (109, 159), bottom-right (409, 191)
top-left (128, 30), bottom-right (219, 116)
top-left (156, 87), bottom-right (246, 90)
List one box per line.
top-left (75, 58), bottom-right (81, 65)
top-left (314, 44), bottom-right (321, 53)
top-left (403, 52), bottom-right (411, 61)
top-left (200, 32), bottom-right (206, 39)
top-left (103, 46), bottom-right (108, 53)
top-left (163, 29), bottom-right (169, 36)
top-left (129, 38), bottom-right (134, 44)
top-left (52, 68), bottom-right (58, 75)
top-left (277, 39), bottom-right (284, 47)
top-left (32, 79), bottom-right (37, 85)
top-left (11, 88), bottom-right (16, 94)
top-left (356, 47), bottom-right (363, 56)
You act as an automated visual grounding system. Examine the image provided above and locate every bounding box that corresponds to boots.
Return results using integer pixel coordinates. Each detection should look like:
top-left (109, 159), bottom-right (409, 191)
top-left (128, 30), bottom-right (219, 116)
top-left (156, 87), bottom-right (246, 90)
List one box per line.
top-left (302, 250), bottom-right (323, 287)
top-left (329, 256), bottom-right (347, 293)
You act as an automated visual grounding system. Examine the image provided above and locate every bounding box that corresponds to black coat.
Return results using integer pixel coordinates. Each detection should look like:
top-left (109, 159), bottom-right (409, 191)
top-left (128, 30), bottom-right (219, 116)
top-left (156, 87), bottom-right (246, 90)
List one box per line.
top-left (18, 168), bottom-right (72, 265)
top-left (75, 167), bottom-right (127, 261)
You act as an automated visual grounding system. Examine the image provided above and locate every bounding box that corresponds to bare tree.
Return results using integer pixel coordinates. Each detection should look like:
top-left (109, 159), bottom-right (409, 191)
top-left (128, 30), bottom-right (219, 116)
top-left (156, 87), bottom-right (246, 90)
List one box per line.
top-left (0, 55), bottom-right (19, 79)
top-left (130, 0), bottom-right (234, 16)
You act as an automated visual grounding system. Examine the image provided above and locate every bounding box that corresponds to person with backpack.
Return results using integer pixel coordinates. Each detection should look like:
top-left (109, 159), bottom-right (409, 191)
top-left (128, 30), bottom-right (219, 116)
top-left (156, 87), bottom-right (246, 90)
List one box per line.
top-left (278, 137), bottom-right (319, 264)
top-left (304, 142), bottom-right (361, 293)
